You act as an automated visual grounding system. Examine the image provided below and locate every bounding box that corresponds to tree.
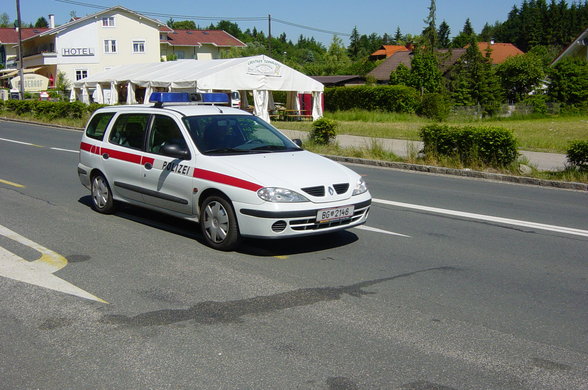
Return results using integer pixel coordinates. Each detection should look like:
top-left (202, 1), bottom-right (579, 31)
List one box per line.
top-left (437, 20), bottom-right (451, 49)
top-left (495, 53), bottom-right (546, 103)
top-left (34, 17), bottom-right (48, 28)
top-left (393, 27), bottom-right (403, 45)
top-left (168, 20), bottom-right (197, 30)
top-left (348, 26), bottom-right (361, 60)
top-left (0, 12), bottom-right (11, 27)
top-left (451, 18), bottom-right (476, 48)
top-left (548, 58), bottom-right (588, 108)
top-left (409, 49), bottom-right (443, 94)
top-left (448, 37), bottom-right (503, 116)
top-left (389, 48), bottom-right (442, 95)
top-left (422, 0), bottom-right (437, 50)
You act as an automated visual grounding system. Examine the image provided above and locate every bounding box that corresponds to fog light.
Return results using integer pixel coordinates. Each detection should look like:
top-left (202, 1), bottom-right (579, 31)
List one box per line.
top-left (271, 220), bottom-right (287, 232)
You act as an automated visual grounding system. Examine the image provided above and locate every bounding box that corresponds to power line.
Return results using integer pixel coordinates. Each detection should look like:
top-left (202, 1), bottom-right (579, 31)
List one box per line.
top-left (272, 18), bottom-right (350, 37)
top-left (54, 0), bottom-right (348, 35)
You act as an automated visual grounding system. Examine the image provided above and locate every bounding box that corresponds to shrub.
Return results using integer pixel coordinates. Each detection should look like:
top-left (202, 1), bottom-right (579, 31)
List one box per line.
top-left (567, 140), bottom-right (588, 170)
top-left (324, 85), bottom-right (419, 113)
top-left (523, 94), bottom-right (549, 115)
top-left (417, 92), bottom-right (450, 121)
top-left (310, 117), bottom-right (337, 145)
top-left (420, 124), bottom-right (519, 168)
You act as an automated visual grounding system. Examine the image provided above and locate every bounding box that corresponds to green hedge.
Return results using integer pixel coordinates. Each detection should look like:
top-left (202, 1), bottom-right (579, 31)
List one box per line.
top-left (420, 124), bottom-right (519, 168)
top-left (309, 117), bottom-right (337, 145)
top-left (325, 85), bottom-right (419, 113)
top-left (0, 99), bottom-right (105, 119)
top-left (567, 140), bottom-right (588, 170)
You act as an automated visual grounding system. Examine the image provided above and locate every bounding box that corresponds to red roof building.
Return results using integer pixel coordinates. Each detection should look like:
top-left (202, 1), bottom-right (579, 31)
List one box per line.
top-left (160, 29), bottom-right (247, 60)
top-left (369, 45), bottom-right (412, 60)
top-left (474, 42), bottom-right (524, 64)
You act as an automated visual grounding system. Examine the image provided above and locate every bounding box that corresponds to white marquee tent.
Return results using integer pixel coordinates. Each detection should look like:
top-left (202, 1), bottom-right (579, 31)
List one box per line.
top-left (71, 55), bottom-right (324, 122)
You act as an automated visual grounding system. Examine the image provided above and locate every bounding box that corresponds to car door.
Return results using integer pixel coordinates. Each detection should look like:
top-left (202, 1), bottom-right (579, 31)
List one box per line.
top-left (141, 114), bottom-right (195, 215)
top-left (102, 113), bottom-right (150, 203)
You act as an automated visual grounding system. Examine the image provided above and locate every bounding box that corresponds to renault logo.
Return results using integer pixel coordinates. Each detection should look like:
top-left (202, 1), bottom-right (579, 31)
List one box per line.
top-left (328, 186), bottom-right (334, 195)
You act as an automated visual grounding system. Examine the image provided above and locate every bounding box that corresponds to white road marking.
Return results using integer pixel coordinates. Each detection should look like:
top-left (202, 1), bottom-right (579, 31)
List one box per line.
top-left (0, 137), bottom-right (41, 147)
top-left (50, 147), bottom-right (79, 153)
top-left (373, 198), bottom-right (588, 238)
top-left (355, 225), bottom-right (410, 237)
top-left (0, 224), bottom-right (107, 303)
top-left (0, 137), bottom-right (77, 153)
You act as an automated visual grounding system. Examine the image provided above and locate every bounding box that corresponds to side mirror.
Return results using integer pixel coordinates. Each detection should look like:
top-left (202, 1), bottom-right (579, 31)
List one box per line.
top-left (292, 138), bottom-right (303, 148)
top-left (161, 143), bottom-right (191, 160)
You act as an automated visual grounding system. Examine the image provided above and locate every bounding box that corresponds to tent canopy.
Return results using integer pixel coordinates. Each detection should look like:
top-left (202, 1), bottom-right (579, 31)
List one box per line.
top-left (72, 55), bottom-right (323, 121)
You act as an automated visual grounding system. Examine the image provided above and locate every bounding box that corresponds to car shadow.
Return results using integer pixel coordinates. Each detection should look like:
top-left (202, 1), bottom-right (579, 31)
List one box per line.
top-left (78, 196), bottom-right (359, 256)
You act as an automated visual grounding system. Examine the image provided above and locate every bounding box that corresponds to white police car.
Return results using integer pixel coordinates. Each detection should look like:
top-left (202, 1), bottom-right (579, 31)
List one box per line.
top-left (78, 92), bottom-right (371, 250)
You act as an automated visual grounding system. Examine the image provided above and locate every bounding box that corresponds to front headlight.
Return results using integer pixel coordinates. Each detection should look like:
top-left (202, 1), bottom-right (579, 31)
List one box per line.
top-left (352, 177), bottom-right (368, 195)
top-left (257, 187), bottom-right (309, 203)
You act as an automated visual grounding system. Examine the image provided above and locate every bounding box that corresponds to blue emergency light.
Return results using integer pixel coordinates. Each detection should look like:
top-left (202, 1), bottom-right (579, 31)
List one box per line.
top-left (149, 92), bottom-right (230, 106)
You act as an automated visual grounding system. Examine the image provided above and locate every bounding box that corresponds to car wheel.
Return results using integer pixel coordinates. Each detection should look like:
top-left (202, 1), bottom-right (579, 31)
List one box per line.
top-left (200, 195), bottom-right (240, 251)
top-left (91, 173), bottom-right (115, 214)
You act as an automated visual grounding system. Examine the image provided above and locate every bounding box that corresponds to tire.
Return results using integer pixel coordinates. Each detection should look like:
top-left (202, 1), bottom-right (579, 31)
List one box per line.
top-left (200, 195), bottom-right (240, 251)
top-left (91, 173), bottom-right (115, 214)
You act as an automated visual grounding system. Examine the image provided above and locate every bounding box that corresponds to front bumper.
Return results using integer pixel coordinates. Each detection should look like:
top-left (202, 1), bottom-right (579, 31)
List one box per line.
top-left (235, 194), bottom-right (371, 238)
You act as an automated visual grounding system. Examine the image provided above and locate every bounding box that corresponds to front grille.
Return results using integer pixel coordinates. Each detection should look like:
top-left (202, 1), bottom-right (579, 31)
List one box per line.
top-left (333, 183), bottom-right (349, 194)
top-left (272, 220), bottom-right (287, 232)
top-left (289, 204), bottom-right (370, 231)
top-left (302, 186), bottom-right (325, 197)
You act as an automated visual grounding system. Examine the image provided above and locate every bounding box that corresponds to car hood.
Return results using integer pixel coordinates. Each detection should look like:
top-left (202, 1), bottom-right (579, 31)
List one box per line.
top-left (217, 150), bottom-right (360, 200)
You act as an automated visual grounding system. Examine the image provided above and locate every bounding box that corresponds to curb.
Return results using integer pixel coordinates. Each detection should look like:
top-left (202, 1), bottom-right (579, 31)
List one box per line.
top-left (2, 117), bottom-right (586, 191)
top-left (325, 155), bottom-right (588, 192)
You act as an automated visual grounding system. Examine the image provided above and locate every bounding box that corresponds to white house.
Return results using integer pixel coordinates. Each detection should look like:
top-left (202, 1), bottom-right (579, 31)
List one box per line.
top-left (9, 6), bottom-right (246, 91)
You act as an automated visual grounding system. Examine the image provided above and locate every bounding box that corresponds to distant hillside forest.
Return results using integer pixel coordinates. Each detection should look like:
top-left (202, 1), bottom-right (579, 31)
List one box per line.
top-left (195, 0), bottom-right (588, 76)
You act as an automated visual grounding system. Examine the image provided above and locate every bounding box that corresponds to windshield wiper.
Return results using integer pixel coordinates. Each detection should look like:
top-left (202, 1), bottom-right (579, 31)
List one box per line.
top-left (251, 145), bottom-right (299, 151)
top-left (203, 148), bottom-right (243, 154)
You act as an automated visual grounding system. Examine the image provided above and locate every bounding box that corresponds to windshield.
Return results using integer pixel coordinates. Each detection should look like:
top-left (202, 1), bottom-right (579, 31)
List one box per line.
top-left (183, 114), bottom-right (302, 155)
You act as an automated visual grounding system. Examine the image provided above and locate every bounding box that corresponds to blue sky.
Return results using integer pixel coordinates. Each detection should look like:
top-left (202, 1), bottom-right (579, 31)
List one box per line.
top-left (8, 0), bottom-right (523, 45)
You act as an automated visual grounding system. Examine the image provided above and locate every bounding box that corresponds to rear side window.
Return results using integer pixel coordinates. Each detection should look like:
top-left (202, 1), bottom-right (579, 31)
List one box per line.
top-left (109, 114), bottom-right (150, 150)
top-left (85, 112), bottom-right (115, 140)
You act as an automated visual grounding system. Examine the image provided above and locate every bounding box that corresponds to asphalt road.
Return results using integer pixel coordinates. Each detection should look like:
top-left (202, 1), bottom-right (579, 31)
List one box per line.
top-left (1, 120), bottom-right (587, 390)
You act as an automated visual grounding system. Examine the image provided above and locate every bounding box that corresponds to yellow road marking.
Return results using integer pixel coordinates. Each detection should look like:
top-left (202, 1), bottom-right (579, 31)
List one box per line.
top-left (0, 224), bottom-right (108, 303)
top-left (0, 179), bottom-right (25, 188)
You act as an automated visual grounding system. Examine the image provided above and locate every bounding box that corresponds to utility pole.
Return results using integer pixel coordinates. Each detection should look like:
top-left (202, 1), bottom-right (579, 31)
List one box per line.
top-left (16, 0), bottom-right (25, 99)
top-left (268, 14), bottom-right (271, 55)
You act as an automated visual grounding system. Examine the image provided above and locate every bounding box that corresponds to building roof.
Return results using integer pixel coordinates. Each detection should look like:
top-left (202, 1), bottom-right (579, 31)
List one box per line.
top-left (161, 29), bottom-right (247, 48)
top-left (475, 42), bottom-right (524, 64)
top-left (367, 51), bottom-right (413, 81)
top-left (369, 45), bottom-right (411, 60)
top-left (0, 27), bottom-right (50, 43)
top-left (310, 75), bottom-right (364, 86)
top-left (551, 26), bottom-right (588, 66)
top-left (25, 6), bottom-right (165, 40)
top-left (367, 48), bottom-right (468, 82)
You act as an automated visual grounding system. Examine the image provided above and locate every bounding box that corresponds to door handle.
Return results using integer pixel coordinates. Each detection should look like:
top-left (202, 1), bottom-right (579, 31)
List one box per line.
top-left (144, 162), bottom-right (152, 170)
top-left (102, 153), bottom-right (109, 159)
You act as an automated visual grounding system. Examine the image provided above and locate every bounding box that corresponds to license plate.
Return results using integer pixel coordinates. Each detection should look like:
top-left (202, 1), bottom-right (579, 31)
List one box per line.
top-left (317, 205), bottom-right (354, 222)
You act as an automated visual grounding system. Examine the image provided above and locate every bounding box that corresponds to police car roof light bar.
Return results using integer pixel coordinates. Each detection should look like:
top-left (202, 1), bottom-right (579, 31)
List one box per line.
top-left (150, 92), bottom-right (230, 107)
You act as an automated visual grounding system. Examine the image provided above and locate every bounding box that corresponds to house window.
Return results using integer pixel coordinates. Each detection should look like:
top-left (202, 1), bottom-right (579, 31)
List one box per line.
top-left (175, 50), bottom-right (185, 59)
top-left (75, 70), bottom-right (88, 80)
top-left (104, 40), bottom-right (117, 53)
top-left (133, 40), bottom-right (145, 54)
top-left (102, 16), bottom-right (115, 27)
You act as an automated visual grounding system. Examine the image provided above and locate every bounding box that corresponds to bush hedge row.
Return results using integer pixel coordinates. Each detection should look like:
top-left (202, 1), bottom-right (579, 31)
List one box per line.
top-left (325, 85), bottom-right (420, 113)
top-left (567, 140), bottom-right (588, 170)
top-left (0, 99), bottom-right (105, 120)
top-left (420, 124), bottom-right (519, 168)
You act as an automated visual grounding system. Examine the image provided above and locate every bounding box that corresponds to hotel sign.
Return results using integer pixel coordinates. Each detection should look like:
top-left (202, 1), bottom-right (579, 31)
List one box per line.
top-left (62, 48), bottom-right (95, 56)
top-left (11, 74), bottom-right (50, 92)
